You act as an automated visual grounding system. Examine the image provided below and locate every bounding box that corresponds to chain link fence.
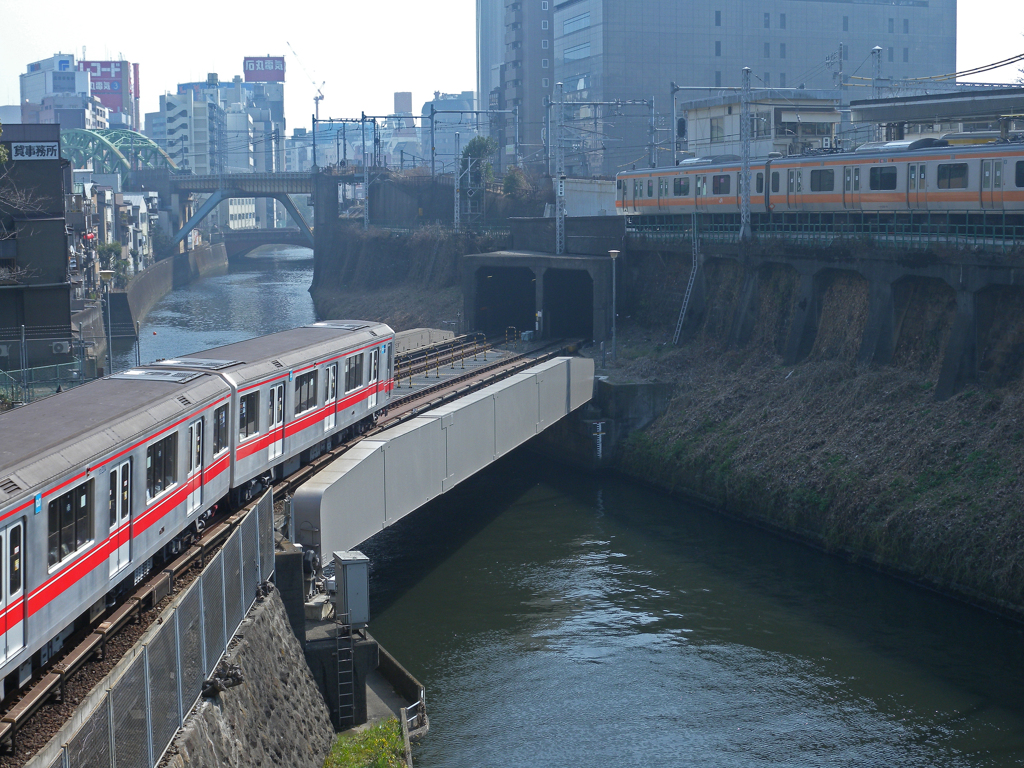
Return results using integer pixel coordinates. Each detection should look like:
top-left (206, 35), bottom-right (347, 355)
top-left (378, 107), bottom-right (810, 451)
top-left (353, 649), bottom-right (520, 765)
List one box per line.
top-left (36, 489), bottom-right (275, 768)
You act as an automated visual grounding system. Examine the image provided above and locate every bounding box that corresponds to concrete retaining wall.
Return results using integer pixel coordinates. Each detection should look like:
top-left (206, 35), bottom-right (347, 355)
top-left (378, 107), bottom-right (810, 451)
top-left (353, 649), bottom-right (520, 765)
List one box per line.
top-left (125, 244), bottom-right (228, 325)
top-left (167, 590), bottom-right (334, 768)
top-left (393, 328), bottom-right (454, 354)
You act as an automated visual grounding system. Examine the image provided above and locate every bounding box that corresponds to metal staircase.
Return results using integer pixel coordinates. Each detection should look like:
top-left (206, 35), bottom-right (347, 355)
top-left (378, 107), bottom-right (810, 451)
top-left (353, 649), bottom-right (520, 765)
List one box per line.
top-left (673, 214), bottom-right (701, 346)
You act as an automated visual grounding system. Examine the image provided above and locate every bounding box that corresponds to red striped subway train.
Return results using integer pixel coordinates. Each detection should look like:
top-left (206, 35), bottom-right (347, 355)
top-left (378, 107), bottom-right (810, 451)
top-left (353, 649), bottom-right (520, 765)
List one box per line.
top-left (616, 138), bottom-right (1024, 221)
top-left (0, 320), bottom-right (395, 697)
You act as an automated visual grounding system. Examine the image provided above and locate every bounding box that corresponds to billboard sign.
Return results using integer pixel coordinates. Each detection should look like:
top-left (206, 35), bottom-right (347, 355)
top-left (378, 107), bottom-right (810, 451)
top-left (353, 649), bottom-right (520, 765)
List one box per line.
top-left (244, 57), bottom-right (285, 82)
top-left (79, 61), bottom-right (133, 114)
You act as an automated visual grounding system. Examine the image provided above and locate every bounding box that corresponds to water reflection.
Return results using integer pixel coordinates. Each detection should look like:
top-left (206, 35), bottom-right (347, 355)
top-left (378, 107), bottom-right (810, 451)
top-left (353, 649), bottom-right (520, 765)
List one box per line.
top-left (365, 453), bottom-right (1024, 768)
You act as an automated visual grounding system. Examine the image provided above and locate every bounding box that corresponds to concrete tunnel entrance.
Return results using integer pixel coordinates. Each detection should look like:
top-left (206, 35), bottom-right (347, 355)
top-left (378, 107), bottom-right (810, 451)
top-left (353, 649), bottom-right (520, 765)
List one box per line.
top-left (474, 266), bottom-right (536, 337)
top-left (543, 269), bottom-right (593, 339)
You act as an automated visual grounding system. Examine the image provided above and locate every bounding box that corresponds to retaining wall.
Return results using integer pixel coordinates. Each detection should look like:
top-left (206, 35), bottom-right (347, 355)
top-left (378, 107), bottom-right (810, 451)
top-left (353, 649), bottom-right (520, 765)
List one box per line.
top-left (125, 244), bottom-right (228, 326)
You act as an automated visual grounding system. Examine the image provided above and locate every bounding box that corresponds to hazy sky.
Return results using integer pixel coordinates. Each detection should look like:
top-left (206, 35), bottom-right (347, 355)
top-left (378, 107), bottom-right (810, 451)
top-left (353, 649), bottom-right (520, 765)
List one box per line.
top-left (0, 0), bottom-right (1021, 131)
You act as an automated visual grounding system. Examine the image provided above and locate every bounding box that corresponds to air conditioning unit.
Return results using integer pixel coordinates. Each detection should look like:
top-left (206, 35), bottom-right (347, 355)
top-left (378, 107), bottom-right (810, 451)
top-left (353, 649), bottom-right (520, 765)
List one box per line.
top-left (52, 342), bottom-right (71, 355)
top-left (0, 345), bottom-right (8, 358)
top-left (821, 137), bottom-right (832, 149)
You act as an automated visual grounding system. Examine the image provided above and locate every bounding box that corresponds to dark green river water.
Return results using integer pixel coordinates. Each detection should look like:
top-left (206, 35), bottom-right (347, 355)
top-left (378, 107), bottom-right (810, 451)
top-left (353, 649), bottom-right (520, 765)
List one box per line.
top-left (130, 250), bottom-right (1024, 767)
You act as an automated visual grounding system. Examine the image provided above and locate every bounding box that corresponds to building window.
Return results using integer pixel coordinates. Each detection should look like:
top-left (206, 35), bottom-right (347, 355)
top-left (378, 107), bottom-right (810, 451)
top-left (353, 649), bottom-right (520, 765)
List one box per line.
top-left (239, 390), bottom-right (260, 439)
top-left (715, 10), bottom-right (721, 26)
top-left (542, 58), bottom-right (549, 68)
top-left (542, 78), bottom-right (550, 88)
top-left (764, 72), bottom-right (770, 87)
top-left (903, 19), bottom-right (909, 33)
top-left (541, 0), bottom-right (548, 8)
top-left (843, 15), bottom-right (849, 31)
top-left (779, 13), bottom-right (786, 29)
top-left (564, 43), bottom-right (590, 61)
top-left (146, 433), bottom-right (178, 502)
top-left (48, 479), bottom-right (94, 566)
top-left (345, 353), bottom-right (365, 393)
top-left (213, 404), bottom-right (229, 454)
top-left (764, 42), bottom-right (770, 58)
top-left (295, 370), bottom-right (318, 414)
top-left (779, 73), bottom-right (786, 88)
top-left (888, 18), bottom-right (894, 33)
top-left (542, 39), bottom-right (549, 48)
top-left (903, 48), bottom-right (909, 63)
top-left (541, 19), bottom-right (548, 29)
top-left (710, 117), bottom-right (724, 143)
top-left (715, 41), bottom-right (722, 57)
top-left (563, 12), bottom-right (590, 34)
top-left (780, 43), bottom-right (786, 59)
top-left (888, 47), bottom-right (894, 62)
top-left (764, 12), bottom-right (770, 28)
top-left (869, 166), bottom-right (898, 191)
top-left (715, 71), bottom-right (722, 87)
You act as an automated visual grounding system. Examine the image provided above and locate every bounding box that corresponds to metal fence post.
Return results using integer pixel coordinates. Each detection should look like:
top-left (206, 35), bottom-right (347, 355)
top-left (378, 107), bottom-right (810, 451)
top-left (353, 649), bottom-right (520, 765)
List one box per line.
top-left (144, 649), bottom-right (154, 768)
top-left (174, 612), bottom-right (184, 729)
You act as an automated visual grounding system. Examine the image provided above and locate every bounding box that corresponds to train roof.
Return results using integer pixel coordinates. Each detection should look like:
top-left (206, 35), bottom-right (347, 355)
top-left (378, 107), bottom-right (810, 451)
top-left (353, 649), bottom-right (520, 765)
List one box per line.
top-left (147, 321), bottom-right (394, 388)
top-left (0, 372), bottom-right (229, 507)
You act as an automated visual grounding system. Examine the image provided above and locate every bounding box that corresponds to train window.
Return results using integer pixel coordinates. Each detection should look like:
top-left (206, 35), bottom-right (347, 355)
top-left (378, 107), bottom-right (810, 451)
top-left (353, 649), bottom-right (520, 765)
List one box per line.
top-left (325, 363), bottom-right (339, 403)
top-left (295, 370), bottom-right (318, 414)
top-left (937, 163), bottom-right (968, 189)
top-left (146, 433), bottom-right (178, 502)
top-left (213, 404), bottom-right (229, 455)
top-left (345, 353), bottom-right (365, 394)
top-left (712, 174), bottom-right (730, 195)
top-left (796, 171), bottom-right (803, 192)
top-left (673, 177), bottom-right (690, 196)
top-left (48, 479), bottom-right (94, 566)
top-left (756, 173), bottom-right (763, 194)
top-left (647, 179), bottom-right (654, 197)
top-left (1017, 162), bottom-right (1024, 187)
top-left (772, 172), bottom-right (779, 193)
top-left (239, 391), bottom-right (260, 440)
top-left (810, 169), bottom-right (834, 192)
top-left (616, 179), bottom-right (622, 189)
top-left (869, 166), bottom-right (898, 191)
top-left (9, 524), bottom-right (21, 595)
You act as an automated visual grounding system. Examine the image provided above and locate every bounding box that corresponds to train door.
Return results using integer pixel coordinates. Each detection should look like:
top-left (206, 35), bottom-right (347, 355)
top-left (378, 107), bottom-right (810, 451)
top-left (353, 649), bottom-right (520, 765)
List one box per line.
top-left (323, 364), bottom-right (338, 432)
top-left (844, 166), bottom-right (862, 209)
top-left (186, 419), bottom-right (204, 514)
top-left (695, 175), bottom-right (706, 212)
top-left (620, 180), bottom-right (628, 213)
top-left (268, 384), bottom-right (284, 460)
top-left (631, 179), bottom-right (640, 213)
top-left (108, 460), bottom-right (132, 578)
top-left (367, 348), bottom-right (380, 411)
top-left (981, 159), bottom-right (1003, 209)
top-left (907, 163), bottom-right (927, 209)
top-left (0, 520), bottom-right (25, 661)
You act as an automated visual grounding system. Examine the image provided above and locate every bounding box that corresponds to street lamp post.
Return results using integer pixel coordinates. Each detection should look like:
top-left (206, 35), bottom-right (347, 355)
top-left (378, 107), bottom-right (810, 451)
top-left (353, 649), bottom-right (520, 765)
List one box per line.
top-left (609, 250), bottom-right (619, 362)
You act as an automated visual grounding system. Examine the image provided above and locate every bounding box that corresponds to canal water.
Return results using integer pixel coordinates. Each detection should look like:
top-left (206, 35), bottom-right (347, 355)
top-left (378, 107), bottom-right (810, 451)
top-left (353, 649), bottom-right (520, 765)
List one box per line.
top-left (133, 251), bottom-right (1024, 767)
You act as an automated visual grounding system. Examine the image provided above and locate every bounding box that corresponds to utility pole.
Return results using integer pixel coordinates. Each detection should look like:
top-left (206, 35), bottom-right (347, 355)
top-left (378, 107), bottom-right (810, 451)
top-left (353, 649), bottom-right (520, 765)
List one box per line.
top-left (362, 114), bottom-right (368, 231)
top-left (454, 132), bottom-right (461, 233)
top-left (430, 104), bottom-right (436, 182)
top-left (648, 97), bottom-right (656, 168)
top-left (740, 67), bottom-right (752, 241)
top-left (555, 82), bottom-right (566, 256)
top-left (544, 96), bottom-right (552, 175)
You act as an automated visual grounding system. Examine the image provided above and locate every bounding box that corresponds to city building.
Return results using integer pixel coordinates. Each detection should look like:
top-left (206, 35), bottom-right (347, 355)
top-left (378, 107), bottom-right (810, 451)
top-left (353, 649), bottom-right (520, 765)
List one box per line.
top-left (24, 94), bottom-right (109, 130)
top-left (421, 91), bottom-right (479, 173)
top-left (19, 54), bottom-right (89, 106)
top-left (550, 0), bottom-right (957, 174)
top-left (477, 0), bottom-right (505, 114)
top-left (0, 124), bottom-right (76, 370)
top-left (500, 0), bottom-right (553, 170)
top-left (680, 89), bottom-right (842, 158)
top-left (78, 60), bottom-right (140, 130)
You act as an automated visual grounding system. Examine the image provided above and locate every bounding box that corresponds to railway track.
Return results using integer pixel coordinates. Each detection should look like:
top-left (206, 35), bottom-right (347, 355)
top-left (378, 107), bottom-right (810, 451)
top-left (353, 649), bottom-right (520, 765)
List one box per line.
top-left (0, 333), bottom-right (581, 763)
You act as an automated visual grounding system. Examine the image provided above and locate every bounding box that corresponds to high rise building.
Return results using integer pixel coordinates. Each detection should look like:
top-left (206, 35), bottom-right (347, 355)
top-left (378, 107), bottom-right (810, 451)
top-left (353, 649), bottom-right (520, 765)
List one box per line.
top-left (421, 91), bottom-right (478, 172)
top-left (78, 60), bottom-right (140, 130)
top-left (477, 0), bottom-right (505, 113)
top-left (551, 0), bottom-right (957, 175)
top-left (19, 54), bottom-right (89, 105)
top-left (501, 0), bottom-right (553, 171)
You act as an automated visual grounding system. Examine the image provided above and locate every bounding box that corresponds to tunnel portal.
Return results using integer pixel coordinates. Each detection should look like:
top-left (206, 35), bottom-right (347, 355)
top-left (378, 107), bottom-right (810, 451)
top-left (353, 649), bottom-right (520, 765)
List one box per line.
top-left (543, 269), bottom-right (594, 339)
top-left (474, 266), bottom-right (537, 337)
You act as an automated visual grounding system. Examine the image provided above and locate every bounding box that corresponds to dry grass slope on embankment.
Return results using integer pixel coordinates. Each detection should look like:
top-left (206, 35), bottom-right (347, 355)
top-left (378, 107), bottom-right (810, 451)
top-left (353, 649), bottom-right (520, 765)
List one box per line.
top-left (610, 248), bottom-right (1024, 618)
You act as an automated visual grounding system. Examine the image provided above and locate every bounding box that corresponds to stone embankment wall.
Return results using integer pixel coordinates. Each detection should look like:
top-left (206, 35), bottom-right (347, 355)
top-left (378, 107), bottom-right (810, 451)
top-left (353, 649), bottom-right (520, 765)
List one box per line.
top-left (126, 244), bottom-right (228, 326)
top-left (609, 244), bottom-right (1024, 621)
top-left (165, 589), bottom-right (334, 768)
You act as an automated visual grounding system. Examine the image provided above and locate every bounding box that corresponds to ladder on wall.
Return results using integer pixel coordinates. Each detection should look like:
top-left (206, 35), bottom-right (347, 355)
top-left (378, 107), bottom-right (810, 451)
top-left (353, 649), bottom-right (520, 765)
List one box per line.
top-left (336, 615), bottom-right (355, 729)
top-left (673, 214), bottom-right (701, 346)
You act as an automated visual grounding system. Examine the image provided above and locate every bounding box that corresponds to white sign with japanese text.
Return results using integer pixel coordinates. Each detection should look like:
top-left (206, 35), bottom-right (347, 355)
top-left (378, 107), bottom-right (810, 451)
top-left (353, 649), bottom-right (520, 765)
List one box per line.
top-left (10, 143), bottom-right (60, 160)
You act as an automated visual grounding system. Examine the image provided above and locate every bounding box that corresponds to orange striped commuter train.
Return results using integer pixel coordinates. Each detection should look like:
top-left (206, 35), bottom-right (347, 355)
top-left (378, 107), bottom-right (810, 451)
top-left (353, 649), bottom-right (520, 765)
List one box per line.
top-left (616, 138), bottom-right (1024, 217)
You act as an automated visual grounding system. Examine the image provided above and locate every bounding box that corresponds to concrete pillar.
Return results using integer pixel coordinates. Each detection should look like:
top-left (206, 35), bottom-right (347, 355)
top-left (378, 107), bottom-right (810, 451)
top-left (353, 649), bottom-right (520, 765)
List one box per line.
top-left (858, 280), bottom-right (896, 366)
top-left (534, 266), bottom-right (546, 337)
top-left (783, 271), bottom-right (818, 365)
top-left (935, 290), bottom-right (977, 401)
top-left (727, 266), bottom-right (760, 349)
